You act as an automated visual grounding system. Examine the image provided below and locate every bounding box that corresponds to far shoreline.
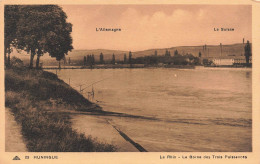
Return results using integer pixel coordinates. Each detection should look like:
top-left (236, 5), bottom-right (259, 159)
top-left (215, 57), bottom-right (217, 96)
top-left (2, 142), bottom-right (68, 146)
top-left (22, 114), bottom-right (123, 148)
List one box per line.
top-left (42, 64), bottom-right (252, 70)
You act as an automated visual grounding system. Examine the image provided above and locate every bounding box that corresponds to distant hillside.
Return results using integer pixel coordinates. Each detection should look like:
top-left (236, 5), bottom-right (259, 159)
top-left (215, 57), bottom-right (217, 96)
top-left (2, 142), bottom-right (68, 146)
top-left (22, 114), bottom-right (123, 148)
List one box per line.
top-left (11, 43), bottom-right (249, 66)
top-left (134, 43), bottom-right (246, 59)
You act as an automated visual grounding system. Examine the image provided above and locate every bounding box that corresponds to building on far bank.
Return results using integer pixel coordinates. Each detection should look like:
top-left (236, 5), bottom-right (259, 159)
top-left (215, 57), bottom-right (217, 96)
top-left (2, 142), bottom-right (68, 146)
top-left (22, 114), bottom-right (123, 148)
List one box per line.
top-left (212, 58), bottom-right (234, 66)
top-left (211, 56), bottom-right (252, 66)
top-left (234, 57), bottom-right (252, 65)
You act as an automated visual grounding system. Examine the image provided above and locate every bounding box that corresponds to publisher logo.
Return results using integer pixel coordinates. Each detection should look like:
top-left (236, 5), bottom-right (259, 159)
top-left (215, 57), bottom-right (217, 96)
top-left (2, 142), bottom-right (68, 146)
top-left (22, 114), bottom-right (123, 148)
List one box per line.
top-left (13, 156), bottom-right (21, 160)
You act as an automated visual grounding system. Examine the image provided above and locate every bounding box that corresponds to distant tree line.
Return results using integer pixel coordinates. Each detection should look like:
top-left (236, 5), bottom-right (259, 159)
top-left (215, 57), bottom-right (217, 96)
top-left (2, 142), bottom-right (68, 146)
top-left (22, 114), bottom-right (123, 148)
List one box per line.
top-left (83, 54), bottom-right (95, 67)
top-left (82, 50), bottom-right (201, 66)
top-left (4, 5), bottom-right (73, 69)
top-left (131, 50), bottom-right (200, 65)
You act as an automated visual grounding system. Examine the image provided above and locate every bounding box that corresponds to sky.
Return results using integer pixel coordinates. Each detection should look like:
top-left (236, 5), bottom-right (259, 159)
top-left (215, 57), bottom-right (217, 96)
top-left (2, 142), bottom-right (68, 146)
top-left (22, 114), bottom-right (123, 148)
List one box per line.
top-left (61, 5), bottom-right (251, 51)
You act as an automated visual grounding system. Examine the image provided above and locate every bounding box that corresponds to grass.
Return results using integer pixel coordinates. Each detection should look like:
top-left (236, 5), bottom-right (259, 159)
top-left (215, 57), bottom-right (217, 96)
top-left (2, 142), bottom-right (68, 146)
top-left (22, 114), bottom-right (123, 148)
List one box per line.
top-left (5, 65), bottom-right (116, 152)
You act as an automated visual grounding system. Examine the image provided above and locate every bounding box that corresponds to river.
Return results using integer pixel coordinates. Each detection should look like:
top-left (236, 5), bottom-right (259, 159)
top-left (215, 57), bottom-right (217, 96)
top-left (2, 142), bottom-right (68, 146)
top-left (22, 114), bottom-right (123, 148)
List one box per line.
top-left (48, 67), bottom-right (252, 152)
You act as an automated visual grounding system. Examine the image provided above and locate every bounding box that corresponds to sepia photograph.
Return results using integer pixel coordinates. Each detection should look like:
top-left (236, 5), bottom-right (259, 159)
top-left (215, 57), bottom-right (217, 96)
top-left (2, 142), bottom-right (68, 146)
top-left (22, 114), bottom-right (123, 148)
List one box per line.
top-left (3, 4), bottom-right (253, 153)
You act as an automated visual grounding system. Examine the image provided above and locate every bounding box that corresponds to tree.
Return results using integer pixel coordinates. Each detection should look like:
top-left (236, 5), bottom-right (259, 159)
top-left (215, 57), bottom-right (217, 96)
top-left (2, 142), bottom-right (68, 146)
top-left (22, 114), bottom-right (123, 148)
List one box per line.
top-left (198, 52), bottom-right (202, 58)
top-left (83, 56), bottom-right (87, 66)
top-left (174, 50), bottom-right (179, 56)
top-left (86, 55), bottom-right (90, 65)
top-left (15, 5), bottom-right (73, 68)
top-left (129, 51), bottom-right (132, 66)
top-left (124, 53), bottom-right (127, 64)
top-left (15, 6), bottom-right (46, 68)
top-left (111, 54), bottom-right (115, 65)
top-left (165, 49), bottom-right (170, 57)
top-left (91, 54), bottom-right (95, 65)
top-left (4, 5), bottom-right (19, 66)
top-left (40, 6), bottom-right (73, 66)
top-left (244, 40), bottom-right (252, 66)
top-left (100, 53), bottom-right (104, 64)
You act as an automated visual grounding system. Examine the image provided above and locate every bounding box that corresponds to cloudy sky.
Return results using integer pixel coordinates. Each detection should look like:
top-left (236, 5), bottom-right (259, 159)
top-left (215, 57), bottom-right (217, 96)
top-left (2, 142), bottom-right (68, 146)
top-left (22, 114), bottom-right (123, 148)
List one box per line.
top-left (61, 5), bottom-right (251, 51)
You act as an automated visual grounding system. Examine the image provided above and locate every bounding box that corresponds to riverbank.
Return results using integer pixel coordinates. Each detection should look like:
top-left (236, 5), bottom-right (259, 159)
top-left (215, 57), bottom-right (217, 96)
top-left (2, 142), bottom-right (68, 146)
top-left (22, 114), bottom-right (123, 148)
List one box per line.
top-left (5, 66), bottom-right (116, 152)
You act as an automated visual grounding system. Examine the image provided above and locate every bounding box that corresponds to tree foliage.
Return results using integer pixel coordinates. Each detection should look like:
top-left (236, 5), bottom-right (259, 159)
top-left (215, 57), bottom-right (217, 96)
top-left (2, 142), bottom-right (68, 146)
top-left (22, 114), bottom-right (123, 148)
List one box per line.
top-left (91, 54), bottom-right (95, 65)
top-left (5, 5), bottom-right (73, 68)
top-left (198, 51), bottom-right (202, 58)
top-left (131, 52), bottom-right (200, 66)
top-left (83, 56), bottom-right (87, 66)
top-left (100, 53), bottom-right (104, 64)
top-left (4, 5), bottom-right (19, 66)
top-left (174, 50), bottom-right (179, 56)
top-left (124, 53), bottom-right (127, 64)
top-left (86, 54), bottom-right (95, 66)
top-left (154, 50), bottom-right (157, 56)
top-left (165, 49), bottom-right (171, 57)
top-left (111, 54), bottom-right (115, 65)
top-left (129, 51), bottom-right (132, 65)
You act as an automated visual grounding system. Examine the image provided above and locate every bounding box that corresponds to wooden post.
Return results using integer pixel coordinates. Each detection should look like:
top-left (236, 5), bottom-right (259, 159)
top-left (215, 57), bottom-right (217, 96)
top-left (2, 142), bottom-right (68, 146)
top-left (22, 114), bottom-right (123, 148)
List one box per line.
top-left (69, 78), bottom-right (70, 85)
top-left (59, 61), bottom-right (61, 69)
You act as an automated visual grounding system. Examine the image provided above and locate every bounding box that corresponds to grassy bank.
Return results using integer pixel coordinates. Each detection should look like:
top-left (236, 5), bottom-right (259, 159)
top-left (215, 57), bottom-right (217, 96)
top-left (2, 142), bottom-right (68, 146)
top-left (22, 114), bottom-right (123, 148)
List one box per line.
top-left (5, 65), bottom-right (116, 152)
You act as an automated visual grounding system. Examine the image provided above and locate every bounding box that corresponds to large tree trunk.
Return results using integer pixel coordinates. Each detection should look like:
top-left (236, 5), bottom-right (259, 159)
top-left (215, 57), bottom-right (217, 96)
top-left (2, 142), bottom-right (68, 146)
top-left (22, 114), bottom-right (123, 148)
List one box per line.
top-left (29, 51), bottom-right (35, 69)
top-left (36, 55), bottom-right (41, 69)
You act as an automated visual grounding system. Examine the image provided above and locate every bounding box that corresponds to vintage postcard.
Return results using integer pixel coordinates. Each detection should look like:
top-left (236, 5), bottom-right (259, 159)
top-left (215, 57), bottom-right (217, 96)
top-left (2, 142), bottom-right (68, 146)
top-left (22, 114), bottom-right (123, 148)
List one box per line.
top-left (0, 0), bottom-right (259, 164)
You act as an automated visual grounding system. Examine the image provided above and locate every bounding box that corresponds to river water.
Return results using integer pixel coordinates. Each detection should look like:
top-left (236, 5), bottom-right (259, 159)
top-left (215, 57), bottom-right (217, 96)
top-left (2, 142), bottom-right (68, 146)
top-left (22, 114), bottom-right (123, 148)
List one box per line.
top-left (48, 67), bottom-right (252, 152)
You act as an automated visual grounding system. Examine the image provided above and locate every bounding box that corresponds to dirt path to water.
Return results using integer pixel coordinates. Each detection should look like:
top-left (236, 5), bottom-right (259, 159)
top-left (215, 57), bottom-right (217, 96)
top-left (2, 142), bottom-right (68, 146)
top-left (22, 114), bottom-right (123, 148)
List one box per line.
top-left (5, 108), bottom-right (27, 152)
top-left (70, 114), bottom-right (142, 152)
